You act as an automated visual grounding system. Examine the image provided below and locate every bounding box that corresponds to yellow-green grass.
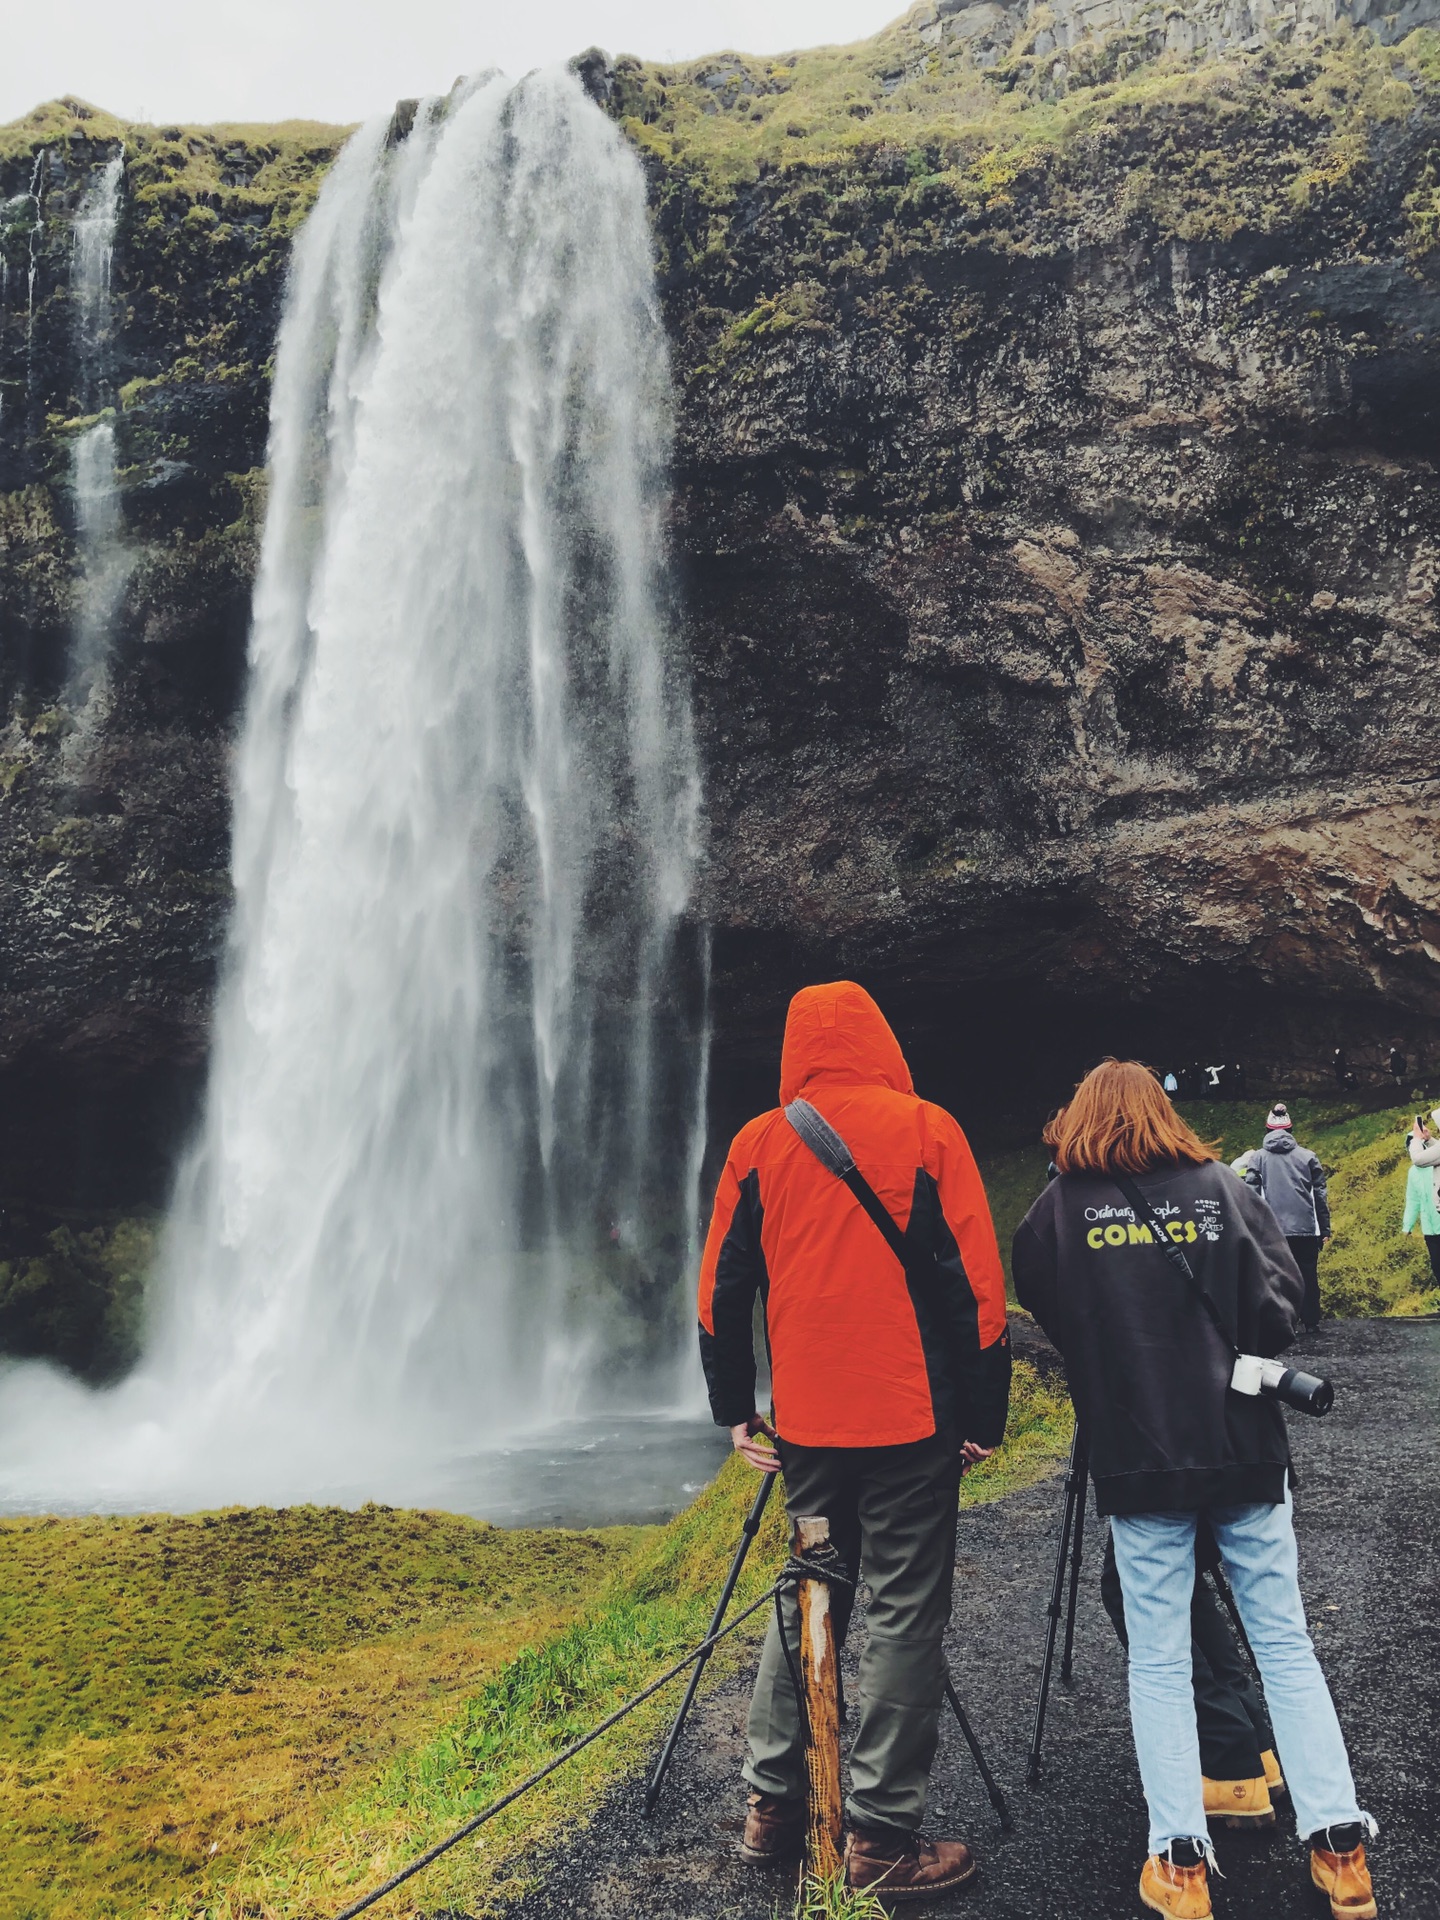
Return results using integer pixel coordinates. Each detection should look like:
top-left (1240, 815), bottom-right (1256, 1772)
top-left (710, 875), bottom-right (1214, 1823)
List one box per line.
top-left (0, 96), bottom-right (350, 242)
top-left (620, 13), bottom-right (1439, 250)
top-left (792, 1868), bottom-right (891, 1920)
top-left (5, 1362), bottom-right (1061, 1920)
top-left (976, 1097), bottom-right (1439, 1317)
top-left (0, 1507), bottom-right (645, 1920)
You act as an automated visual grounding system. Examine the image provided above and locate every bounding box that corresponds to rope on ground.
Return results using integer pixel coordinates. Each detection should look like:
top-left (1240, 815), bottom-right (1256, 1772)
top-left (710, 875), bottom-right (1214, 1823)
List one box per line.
top-left (330, 1577), bottom-right (790, 1920)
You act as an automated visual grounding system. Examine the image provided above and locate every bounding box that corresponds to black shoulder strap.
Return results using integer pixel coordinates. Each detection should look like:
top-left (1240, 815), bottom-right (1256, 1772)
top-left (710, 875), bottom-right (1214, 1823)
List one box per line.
top-left (1112, 1172), bottom-right (1237, 1357)
top-left (784, 1098), bottom-right (926, 1278)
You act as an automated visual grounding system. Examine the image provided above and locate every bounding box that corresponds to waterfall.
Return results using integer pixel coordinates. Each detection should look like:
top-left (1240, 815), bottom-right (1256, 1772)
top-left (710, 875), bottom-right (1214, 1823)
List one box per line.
top-left (69, 153), bottom-right (131, 686)
top-left (0, 71), bottom-right (705, 1510)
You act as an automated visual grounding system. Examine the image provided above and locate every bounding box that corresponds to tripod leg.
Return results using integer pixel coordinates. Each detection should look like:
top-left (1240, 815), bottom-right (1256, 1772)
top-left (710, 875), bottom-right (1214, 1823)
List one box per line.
top-left (944, 1671), bottom-right (1013, 1831)
top-left (1026, 1430), bottom-right (1081, 1789)
top-left (1209, 1565), bottom-right (1259, 1673)
top-left (644, 1470), bottom-right (777, 1815)
top-left (1060, 1450), bottom-right (1088, 1685)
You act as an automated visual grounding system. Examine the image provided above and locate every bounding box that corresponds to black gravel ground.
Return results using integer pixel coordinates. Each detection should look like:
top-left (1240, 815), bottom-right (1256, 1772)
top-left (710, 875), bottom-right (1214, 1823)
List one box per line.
top-left (506, 1319), bottom-right (1439, 1920)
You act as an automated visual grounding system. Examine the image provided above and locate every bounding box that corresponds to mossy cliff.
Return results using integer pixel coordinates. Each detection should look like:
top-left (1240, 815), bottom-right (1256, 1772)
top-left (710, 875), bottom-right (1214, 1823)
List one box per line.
top-left (589, 7), bottom-right (1440, 1106)
top-left (1, 6), bottom-right (1439, 1261)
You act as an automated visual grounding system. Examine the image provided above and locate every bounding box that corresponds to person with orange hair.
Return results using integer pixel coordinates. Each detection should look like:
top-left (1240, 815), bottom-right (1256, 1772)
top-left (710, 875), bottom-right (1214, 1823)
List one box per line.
top-left (698, 981), bottom-right (1011, 1899)
top-left (1012, 1060), bottom-right (1376, 1920)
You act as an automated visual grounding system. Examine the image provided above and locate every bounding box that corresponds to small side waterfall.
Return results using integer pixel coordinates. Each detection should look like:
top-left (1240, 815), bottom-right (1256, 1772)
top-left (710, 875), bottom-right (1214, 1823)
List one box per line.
top-left (69, 153), bottom-right (131, 687)
top-left (0, 72), bottom-right (706, 1511)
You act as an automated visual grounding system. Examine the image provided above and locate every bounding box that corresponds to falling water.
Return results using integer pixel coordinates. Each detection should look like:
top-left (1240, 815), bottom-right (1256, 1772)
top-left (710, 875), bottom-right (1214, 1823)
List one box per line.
top-left (68, 154), bottom-right (131, 685)
top-left (0, 71), bottom-right (707, 1513)
top-left (24, 150), bottom-right (45, 347)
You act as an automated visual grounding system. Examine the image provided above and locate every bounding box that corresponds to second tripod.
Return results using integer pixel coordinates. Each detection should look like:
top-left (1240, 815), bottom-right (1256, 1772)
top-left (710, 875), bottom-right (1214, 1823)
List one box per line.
top-left (1026, 1428), bottom-right (1089, 1788)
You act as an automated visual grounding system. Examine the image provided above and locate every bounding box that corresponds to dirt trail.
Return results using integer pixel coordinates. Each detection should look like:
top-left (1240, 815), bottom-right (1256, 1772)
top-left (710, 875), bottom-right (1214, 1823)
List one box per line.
top-left (509, 1319), bottom-right (1440, 1919)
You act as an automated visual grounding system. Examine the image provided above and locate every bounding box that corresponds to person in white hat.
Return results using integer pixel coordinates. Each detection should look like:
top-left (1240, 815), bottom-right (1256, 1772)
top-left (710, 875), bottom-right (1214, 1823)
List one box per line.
top-left (1233, 1104), bottom-right (1330, 1330)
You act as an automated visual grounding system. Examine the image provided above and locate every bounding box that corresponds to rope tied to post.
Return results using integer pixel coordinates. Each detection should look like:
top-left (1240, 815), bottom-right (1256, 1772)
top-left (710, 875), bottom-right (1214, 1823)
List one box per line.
top-left (779, 1541), bottom-right (854, 1593)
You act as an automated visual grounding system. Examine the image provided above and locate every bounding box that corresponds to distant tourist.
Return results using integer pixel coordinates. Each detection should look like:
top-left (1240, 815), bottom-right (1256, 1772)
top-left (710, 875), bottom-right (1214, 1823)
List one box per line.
top-left (1232, 1062), bottom-right (1248, 1097)
top-left (1206, 1063), bottom-right (1223, 1091)
top-left (1389, 1044), bottom-right (1408, 1090)
top-left (1405, 1110), bottom-right (1440, 1290)
top-left (1332, 1047), bottom-right (1353, 1089)
top-left (1163, 1069), bottom-right (1179, 1094)
top-left (1233, 1104), bottom-right (1331, 1331)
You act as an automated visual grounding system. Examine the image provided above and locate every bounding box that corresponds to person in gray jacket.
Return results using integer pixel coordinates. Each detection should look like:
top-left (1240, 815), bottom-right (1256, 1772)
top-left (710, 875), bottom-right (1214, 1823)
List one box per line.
top-left (1232, 1104), bottom-right (1330, 1330)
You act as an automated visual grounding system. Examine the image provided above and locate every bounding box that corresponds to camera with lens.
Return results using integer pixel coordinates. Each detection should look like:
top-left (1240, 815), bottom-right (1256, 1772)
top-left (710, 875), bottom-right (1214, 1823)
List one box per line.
top-left (1231, 1352), bottom-right (1334, 1416)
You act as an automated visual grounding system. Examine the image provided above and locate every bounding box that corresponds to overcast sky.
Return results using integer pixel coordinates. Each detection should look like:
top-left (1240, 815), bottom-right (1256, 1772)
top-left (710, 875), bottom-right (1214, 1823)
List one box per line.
top-left (3, 1), bottom-right (906, 129)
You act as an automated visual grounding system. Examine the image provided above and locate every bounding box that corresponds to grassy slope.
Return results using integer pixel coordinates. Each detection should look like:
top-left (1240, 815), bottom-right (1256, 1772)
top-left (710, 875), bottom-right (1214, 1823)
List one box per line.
top-left (0, 1509), bottom-right (643, 1920)
top-left (976, 1095), bottom-right (1440, 1316)
top-left (615, 11), bottom-right (1440, 262)
top-left (0, 1365), bottom-right (1068, 1920)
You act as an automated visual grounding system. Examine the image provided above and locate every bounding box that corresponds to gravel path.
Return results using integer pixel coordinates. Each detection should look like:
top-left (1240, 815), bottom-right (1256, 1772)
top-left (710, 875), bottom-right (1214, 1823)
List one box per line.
top-left (507, 1319), bottom-right (1440, 1919)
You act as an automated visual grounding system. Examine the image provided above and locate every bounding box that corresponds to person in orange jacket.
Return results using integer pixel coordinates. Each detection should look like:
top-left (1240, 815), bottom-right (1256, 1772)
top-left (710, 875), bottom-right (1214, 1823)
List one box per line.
top-left (698, 981), bottom-right (1011, 1899)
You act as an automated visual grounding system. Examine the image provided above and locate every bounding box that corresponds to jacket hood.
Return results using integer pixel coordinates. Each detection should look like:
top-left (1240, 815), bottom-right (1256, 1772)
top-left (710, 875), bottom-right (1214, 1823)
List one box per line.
top-left (779, 981), bottom-right (914, 1105)
top-left (1263, 1130), bottom-right (1298, 1154)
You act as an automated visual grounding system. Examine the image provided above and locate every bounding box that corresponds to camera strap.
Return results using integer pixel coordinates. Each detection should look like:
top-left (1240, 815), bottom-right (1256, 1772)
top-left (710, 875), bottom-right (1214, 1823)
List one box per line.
top-left (1112, 1173), bottom-right (1239, 1358)
top-left (783, 1098), bottom-right (928, 1279)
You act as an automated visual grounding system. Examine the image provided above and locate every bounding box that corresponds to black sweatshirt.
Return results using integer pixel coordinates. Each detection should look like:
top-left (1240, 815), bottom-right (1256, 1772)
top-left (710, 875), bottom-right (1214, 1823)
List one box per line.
top-left (1012, 1159), bottom-right (1304, 1516)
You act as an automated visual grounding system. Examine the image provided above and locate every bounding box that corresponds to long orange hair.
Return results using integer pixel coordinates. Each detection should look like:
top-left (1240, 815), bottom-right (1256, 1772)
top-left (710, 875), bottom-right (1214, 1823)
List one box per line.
top-left (1044, 1059), bottom-right (1220, 1175)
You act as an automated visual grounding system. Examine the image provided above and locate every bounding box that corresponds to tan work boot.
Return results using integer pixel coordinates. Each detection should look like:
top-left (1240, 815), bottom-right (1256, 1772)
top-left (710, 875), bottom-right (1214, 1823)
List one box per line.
top-left (1202, 1771), bottom-right (1275, 1828)
top-left (1310, 1839), bottom-right (1377, 1918)
top-left (844, 1826), bottom-right (978, 1901)
top-left (1261, 1747), bottom-right (1286, 1797)
top-left (1139, 1849), bottom-right (1213, 1919)
top-left (738, 1790), bottom-right (805, 1865)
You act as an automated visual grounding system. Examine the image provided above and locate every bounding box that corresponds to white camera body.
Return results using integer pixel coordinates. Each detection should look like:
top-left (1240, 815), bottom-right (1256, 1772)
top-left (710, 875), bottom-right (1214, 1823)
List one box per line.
top-left (1230, 1354), bottom-right (1287, 1396)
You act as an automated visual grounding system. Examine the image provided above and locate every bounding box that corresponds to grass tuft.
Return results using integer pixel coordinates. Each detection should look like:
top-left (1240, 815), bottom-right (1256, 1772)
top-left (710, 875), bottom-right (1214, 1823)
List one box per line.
top-left (789, 1867), bottom-right (892, 1920)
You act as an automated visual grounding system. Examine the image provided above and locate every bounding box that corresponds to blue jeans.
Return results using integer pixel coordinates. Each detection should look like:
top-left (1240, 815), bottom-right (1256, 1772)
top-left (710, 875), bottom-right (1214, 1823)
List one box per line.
top-left (1109, 1492), bottom-right (1364, 1853)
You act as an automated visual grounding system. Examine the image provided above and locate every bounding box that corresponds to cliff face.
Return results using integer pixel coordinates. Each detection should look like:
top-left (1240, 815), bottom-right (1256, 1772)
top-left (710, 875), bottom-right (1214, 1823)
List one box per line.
top-left (612, 11), bottom-right (1440, 1105)
top-left (1, 15), bottom-right (1439, 1243)
top-left (0, 103), bottom-right (346, 1212)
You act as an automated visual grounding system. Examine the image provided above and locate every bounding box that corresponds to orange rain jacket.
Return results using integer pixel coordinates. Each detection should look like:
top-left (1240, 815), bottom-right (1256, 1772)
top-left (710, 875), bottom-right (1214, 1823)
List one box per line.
top-left (697, 982), bottom-right (1012, 1450)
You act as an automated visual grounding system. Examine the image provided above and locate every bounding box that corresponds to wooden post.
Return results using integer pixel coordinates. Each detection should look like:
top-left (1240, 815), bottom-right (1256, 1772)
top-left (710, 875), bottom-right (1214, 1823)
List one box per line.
top-left (793, 1514), bottom-right (843, 1881)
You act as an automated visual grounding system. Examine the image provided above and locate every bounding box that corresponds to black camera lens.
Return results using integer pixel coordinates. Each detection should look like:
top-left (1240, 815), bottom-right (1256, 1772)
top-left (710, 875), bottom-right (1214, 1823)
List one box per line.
top-left (1263, 1367), bottom-right (1334, 1416)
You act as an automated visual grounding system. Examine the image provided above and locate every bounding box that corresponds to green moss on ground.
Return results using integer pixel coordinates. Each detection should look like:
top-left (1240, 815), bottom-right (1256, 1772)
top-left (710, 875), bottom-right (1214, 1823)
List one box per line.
top-left (0, 1507), bottom-right (644, 1920)
top-left (976, 1096), bottom-right (1439, 1316)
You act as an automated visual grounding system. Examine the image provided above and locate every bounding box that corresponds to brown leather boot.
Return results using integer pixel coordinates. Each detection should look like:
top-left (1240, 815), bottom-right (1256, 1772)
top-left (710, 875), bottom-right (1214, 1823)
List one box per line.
top-left (1310, 1840), bottom-right (1377, 1918)
top-left (1261, 1748), bottom-right (1287, 1797)
top-left (844, 1826), bottom-right (978, 1901)
top-left (1202, 1770), bottom-right (1275, 1828)
top-left (1139, 1851), bottom-right (1212, 1918)
top-left (738, 1790), bottom-right (805, 1865)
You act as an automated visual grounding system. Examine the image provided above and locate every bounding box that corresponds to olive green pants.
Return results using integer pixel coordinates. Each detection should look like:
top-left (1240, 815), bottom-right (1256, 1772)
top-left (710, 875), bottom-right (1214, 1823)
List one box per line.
top-left (742, 1433), bottom-right (960, 1834)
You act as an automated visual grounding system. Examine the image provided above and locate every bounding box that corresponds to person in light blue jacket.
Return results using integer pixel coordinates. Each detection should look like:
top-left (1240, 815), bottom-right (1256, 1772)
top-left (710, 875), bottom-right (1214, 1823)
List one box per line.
top-left (1404, 1110), bottom-right (1440, 1289)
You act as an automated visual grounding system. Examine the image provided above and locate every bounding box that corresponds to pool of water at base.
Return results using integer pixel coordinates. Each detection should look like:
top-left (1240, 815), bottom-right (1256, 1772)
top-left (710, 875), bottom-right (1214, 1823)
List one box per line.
top-left (0, 1413), bottom-right (734, 1530)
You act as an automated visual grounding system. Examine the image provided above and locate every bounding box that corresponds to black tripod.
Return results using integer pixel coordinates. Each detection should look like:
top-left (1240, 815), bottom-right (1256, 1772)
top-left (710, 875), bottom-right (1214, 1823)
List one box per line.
top-left (644, 1471), bottom-right (1013, 1830)
top-left (1025, 1430), bottom-right (1267, 1789)
top-left (1026, 1427), bottom-right (1089, 1788)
